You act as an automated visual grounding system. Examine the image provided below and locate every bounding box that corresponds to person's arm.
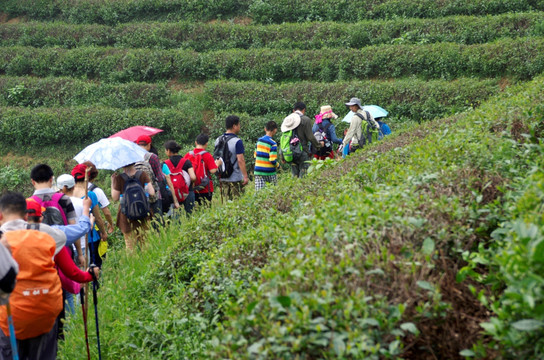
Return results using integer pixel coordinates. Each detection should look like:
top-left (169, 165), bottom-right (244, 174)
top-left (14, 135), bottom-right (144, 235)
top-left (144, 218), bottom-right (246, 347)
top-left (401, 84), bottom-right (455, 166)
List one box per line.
top-left (101, 206), bottom-right (115, 234)
top-left (141, 172), bottom-right (155, 196)
top-left (342, 118), bottom-right (358, 148)
top-left (149, 154), bottom-right (165, 182)
top-left (328, 123), bottom-right (343, 145)
top-left (237, 154), bottom-right (249, 185)
top-left (304, 120), bottom-right (321, 151)
top-left (54, 247), bottom-right (95, 283)
top-left (270, 141), bottom-right (278, 167)
top-left (91, 204), bottom-right (107, 241)
top-left (111, 173), bottom-right (121, 201)
top-left (0, 239), bottom-right (18, 305)
top-left (188, 168), bottom-right (197, 183)
top-left (165, 175), bottom-right (180, 208)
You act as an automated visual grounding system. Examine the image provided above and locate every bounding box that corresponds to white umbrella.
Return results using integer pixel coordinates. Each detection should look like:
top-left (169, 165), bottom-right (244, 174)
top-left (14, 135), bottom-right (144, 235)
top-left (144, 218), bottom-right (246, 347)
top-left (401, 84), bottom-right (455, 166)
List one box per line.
top-left (74, 137), bottom-right (148, 170)
top-left (342, 105), bottom-right (389, 123)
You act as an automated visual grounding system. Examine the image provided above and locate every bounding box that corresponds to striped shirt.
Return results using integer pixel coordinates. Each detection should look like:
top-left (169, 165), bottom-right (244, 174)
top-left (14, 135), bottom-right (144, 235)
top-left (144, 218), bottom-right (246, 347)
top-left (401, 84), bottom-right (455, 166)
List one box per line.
top-left (254, 135), bottom-right (278, 176)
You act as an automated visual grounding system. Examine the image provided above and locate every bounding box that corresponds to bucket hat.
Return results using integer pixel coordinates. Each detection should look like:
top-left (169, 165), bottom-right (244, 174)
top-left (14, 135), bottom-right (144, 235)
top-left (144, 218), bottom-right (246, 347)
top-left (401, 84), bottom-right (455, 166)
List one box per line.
top-left (281, 113), bottom-right (302, 132)
top-left (345, 97), bottom-right (362, 109)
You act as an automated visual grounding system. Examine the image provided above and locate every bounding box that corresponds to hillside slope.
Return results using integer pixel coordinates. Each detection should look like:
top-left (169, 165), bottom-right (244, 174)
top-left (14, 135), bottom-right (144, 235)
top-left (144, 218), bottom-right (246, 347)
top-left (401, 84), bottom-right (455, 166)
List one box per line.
top-left (61, 75), bottom-right (543, 359)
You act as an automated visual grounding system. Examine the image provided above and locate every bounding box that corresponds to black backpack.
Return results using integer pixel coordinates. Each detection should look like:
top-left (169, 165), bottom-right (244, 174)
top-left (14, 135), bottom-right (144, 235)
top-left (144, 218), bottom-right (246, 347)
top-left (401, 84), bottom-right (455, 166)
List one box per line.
top-left (355, 111), bottom-right (382, 147)
top-left (213, 134), bottom-right (235, 179)
top-left (120, 171), bottom-right (149, 221)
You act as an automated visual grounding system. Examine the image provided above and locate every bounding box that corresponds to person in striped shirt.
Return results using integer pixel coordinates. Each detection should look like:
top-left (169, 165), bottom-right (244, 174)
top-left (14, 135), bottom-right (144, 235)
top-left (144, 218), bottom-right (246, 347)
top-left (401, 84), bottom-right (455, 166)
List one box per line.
top-left (254, 121), bottom-right (279, 191)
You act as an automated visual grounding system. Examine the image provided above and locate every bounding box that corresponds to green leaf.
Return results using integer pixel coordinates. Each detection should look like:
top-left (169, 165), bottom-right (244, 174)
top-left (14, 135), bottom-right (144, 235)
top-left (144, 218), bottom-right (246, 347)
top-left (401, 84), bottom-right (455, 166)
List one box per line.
top-left (422, 237), bottom-right (435, 255)
top-left (246, 301), bottom-right (258, 314)
top-left (459, 349), bottom-right (475, 357)
top-left (400, 322), bottom-right (419, 335)
top-left (333, 336), bottom-right (346, 356)
top-left (276, 295), bottom-right (292, 308)
top-left (416, 280), bottom-right (434, 291)
top-left (511, 319), bottom-right (544, 331)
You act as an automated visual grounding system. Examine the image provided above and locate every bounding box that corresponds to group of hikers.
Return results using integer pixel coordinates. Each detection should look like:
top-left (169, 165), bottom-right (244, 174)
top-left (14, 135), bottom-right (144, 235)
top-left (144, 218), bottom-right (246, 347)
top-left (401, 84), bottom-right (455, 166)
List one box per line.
top-left (0, 96), bottom-right (390, 359)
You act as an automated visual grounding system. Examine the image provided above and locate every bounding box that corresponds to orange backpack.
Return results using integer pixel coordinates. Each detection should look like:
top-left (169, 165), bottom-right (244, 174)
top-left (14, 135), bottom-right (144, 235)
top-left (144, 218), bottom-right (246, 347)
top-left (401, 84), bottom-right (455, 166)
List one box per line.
top-left (0, 229), bottom-right (62, 339)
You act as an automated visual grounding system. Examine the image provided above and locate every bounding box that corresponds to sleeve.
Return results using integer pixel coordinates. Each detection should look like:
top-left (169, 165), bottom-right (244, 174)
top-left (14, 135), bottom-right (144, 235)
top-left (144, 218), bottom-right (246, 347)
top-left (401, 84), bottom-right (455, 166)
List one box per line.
top-left (235, 139), bottom-right (245, 155)
top-left (53, 216), bottom-right (92, 246)
top-left (343, 117), bottom-right (359, 147)
top-left (182, 159), bottom-right (193, 171)
top-left (54, 247), bottom-right (93, 283)
top-left (139, 171), bottom-right (151, 186)
top-left (149, 154), bottom-right (165, 182)
top-left (304, 121), bottom-right (321, 150)
top-left (112, 174), bottom-right (123, 192)
top-left (162, 163), bottom-right (171, 176)
top-left (269, 140), bottom-right (278, 165)
top-left (328, 123), bottom-right (343, 145)
top-left (42, 224), bottom-right (68, 256)
top-left (61, 194), bottom-right (77, 222)
top-left (0, 242), bottom-right (18, 300)
top-left (93, 187), bottom-right (110, 208)
top-left (203, 152), bottom-right (218, 171)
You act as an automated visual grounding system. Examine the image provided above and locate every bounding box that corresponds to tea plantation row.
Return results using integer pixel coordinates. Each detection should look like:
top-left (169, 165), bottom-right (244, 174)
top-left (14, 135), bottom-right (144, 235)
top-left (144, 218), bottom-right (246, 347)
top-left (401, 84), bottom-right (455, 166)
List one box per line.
top-left (1, 12), bottom-right (543, 50)
top-left (59, 75), bottom-right (544, 359)
top-left (1, 37), bottom-right (543, 83)
top-left (1, 0), bottom-right (541, 25)
top-left (0, 76), bottom-right (500, 116)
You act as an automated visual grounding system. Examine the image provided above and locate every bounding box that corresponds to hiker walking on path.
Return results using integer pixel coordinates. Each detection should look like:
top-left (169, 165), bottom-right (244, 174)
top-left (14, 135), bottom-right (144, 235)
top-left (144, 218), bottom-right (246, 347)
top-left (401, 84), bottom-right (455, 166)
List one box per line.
top-left (184, 134), bottom-right (220, 207)
top-left (342, 97), bottom-right (381, 154)
top-left (214, 115), bottom-right (249, 200)
top-left (254, 121), bottom-right (280, 191)
top-left (0, 192), bottom-right (64, 360)
top-left (135, 135), bottom-right (166, 223)
top-left (163, 140), bottom-right (196, 215)
top-left (281, 102), bottom-right (321, 178)
top-left (312, 105), bottom-right (342, 160)
top-left (82, 161), bottom-right (115, 235)
top-left (111, 163), bottom-right (155, 252)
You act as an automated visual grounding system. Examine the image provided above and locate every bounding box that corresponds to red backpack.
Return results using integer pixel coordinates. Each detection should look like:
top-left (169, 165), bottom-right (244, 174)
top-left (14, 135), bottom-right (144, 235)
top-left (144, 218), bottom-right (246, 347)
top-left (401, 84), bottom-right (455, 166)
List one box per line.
top-left (183, 150), bottom-right (210, 192)
top-left (164, 158), bottom-right (190, 202)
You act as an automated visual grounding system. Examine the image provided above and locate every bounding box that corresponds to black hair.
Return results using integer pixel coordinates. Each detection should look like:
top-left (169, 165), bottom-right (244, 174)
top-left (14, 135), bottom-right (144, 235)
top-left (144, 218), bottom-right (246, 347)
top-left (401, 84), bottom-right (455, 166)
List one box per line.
top-left (293, 102), bottom-right (306, 111)
top-left (225, 115), bottom-right (240, 130)
top-left (265, 121), bottom-right (278, 132)
top-left (30, 164), bottom-right (54, 183)
top-left (164, 140), bottom-right (182, 154)
top-left (149, 145), bottom-right (159, 156)
top-left (0, 192), bottom-right (27, 218)
top-left (196, 133), bottom-right (209, 146)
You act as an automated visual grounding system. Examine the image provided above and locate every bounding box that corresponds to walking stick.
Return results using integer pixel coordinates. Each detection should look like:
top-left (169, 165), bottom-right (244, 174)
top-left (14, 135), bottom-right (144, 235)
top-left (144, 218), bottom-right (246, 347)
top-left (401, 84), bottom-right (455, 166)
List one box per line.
top-left (6, 303), bottom-right (19, 360)
top-left (83, 168), bottom-right (91, 342)
top-left (89, 264), bottom-right (102, 360)
top-left (79, 288), bottom-right (91, 360)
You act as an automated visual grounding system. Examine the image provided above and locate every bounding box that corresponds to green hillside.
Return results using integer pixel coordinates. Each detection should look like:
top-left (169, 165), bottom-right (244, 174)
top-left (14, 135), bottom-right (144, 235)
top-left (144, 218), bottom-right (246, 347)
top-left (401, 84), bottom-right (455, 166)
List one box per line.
top-left (0, 0), bottom-right (543, 358)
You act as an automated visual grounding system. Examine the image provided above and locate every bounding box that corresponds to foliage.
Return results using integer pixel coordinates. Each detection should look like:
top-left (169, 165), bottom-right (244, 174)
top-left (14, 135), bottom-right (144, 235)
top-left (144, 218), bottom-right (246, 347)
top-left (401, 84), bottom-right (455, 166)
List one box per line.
top-left (59, 74), bottom-right (544, 359)
top-left (0, 105), bottom-right (205, 148)
top-left (1, 38), bottom-right (544, 82)
top-left (204, 78), bottom-right (502, 121)
top-left (1, 13), bottom-right (544, 50)
top-left (0, 76), bottom-right (171, 108)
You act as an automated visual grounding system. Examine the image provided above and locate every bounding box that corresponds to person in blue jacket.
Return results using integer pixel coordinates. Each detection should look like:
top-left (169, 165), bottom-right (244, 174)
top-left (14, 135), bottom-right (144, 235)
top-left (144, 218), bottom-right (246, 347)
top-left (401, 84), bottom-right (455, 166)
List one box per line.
top-left (312, 105), bottom-right (343, 160)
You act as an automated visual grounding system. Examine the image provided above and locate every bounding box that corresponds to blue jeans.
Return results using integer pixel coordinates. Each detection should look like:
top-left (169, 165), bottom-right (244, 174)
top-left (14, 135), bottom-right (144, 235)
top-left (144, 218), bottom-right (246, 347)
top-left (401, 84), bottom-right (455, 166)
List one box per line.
top-left (183, 191), bottom-right (195, 215)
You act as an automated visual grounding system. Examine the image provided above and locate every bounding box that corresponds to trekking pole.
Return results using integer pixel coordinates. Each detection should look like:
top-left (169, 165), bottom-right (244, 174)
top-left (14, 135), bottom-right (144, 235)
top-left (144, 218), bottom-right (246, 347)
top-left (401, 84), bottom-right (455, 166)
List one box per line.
top-left (83, 167), bottom-right (91, 341)
top-left (89, 263), bottom-right (102, 360)
top-left (6, 303), bottom-right (19, 360)
top-left (79, 288), bottom-right (91, 360)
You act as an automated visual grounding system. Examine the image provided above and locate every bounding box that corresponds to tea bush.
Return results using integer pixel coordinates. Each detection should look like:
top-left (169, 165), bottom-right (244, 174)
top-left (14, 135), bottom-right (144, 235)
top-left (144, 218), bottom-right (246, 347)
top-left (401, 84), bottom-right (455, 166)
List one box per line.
top-left (59, 74), bottom-right (544, 359)
top-left (1, 12), bottom-right (543, 50)
top-left (0, 76), bottom-right (171, 108)
top-left (1, 38), bottom-right (543, 82)
top-left (204, 78), bottom-right (502, 120)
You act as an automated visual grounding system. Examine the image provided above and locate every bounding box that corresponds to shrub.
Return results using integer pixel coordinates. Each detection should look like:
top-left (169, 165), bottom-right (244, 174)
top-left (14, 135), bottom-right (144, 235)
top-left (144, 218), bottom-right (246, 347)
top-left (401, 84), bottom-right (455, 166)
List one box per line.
top-left (1, 13), bottom-right (543, 50)
top-left (1, 38), bottom-right (542, 82)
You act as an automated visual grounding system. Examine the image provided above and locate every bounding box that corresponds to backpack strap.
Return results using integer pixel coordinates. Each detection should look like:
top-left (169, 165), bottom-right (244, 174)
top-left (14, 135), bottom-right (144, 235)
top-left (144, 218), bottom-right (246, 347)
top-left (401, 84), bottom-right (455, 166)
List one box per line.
top-left (26, 223), bottom-right (40, 231)
top-left (165, 158), bottom-right (184, 175)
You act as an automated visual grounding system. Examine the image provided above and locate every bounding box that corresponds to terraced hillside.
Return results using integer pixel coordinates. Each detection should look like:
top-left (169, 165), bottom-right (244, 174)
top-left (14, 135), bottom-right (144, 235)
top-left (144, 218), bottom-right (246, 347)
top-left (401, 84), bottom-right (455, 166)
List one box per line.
top-left (1, 1), bottom-right (543, 359)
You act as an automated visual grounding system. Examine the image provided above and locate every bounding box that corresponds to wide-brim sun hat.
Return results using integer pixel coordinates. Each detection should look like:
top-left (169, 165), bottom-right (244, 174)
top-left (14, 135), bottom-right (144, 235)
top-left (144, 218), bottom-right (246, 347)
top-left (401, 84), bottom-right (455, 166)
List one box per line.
top-left (281, 113), bottom-right (302, 132)
top-left (319, 105), bottom-right (338, 119)
top-left (345, 97), bottom-right (362, 108)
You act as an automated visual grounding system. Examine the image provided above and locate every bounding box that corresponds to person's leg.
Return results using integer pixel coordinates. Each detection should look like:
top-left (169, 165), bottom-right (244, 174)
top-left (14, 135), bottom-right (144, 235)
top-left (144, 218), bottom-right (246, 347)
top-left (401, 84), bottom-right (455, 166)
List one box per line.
top-left (183, 191), bottom-right (195, 215)
top-left (65, 291), bottom-right (75, 315)
top-left (299, 152), bottom-right (310, 178)
top-left (27, 319), bottom-right (59, 360)
top-left (255, 175), bottom-right (265, 191)
top-left (290, 162), bottom-right (300, 177)
top-left (0, 328), bottom-right (13, 360)
top-left (150, 199), bottom-right (163, 229)
top-left (124, 231), bottom-right (137, 253)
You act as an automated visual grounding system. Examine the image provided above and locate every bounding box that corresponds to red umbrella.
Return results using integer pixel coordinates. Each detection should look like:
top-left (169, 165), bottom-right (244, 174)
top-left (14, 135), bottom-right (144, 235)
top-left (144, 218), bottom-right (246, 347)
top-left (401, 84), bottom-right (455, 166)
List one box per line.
top-left (109, 126), bottom-right (163, 142)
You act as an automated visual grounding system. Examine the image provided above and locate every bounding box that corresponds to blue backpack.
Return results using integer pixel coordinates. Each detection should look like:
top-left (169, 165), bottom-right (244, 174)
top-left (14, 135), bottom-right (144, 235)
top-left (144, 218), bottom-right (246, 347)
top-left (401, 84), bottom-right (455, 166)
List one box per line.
top-left (120, 171), bottom-right (149, 220)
